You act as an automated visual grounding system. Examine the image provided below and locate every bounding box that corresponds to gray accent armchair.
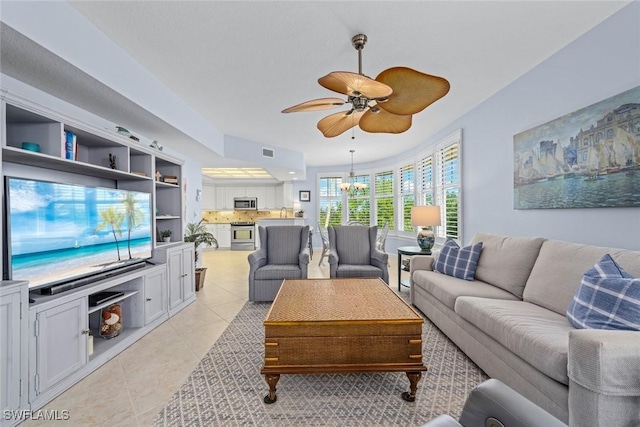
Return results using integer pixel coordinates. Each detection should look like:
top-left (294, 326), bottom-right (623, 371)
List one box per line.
top-left (248, 225), bottom-right (310, 302)
top-left (420, 379), bottom-right (567, 427)
top-left (327, 225), bottom-right (389, 283)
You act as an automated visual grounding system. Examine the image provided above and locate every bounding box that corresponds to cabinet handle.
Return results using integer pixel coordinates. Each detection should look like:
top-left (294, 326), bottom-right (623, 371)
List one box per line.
top-left (181, 274), bottom-right (188, 278)
top-left (146, 297), bottom-right (152, 302)
top-left (81, 329), bottom-right (91, 335)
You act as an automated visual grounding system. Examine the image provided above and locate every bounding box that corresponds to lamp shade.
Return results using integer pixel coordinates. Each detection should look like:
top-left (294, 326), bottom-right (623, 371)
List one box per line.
top-left (410, 206), bottom-right (441, 227)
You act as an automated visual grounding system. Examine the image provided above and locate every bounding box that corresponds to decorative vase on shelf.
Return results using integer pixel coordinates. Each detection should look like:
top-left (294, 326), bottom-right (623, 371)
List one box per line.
top-left (163, 237), bottom-right (171, 243)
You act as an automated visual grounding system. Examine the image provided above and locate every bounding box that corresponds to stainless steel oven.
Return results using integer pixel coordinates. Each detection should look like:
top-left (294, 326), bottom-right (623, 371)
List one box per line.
top-left (230, 222), bottom-right (255, 250)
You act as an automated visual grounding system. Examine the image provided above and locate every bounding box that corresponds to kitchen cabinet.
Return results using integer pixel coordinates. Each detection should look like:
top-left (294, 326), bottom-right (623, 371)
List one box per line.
top-left (217, 224), bottom-right (231, 248)
top-left (248, 186), bottom-right (266, 208)
top-left (202, 185), bottom-right (216, 210)
top-left (0, 281), bottom-right (28, 427)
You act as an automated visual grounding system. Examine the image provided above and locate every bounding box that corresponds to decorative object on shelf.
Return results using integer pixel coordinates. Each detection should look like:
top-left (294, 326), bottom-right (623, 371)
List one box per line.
top-left (295, 209), bottom-right (305, 218)
top-left (163, 175), bottom-right (179, 185)
top-left (21, 141), bottom-right (40, 152)
top-left (184, 219), bottom-right (218, 291)
top-left (149, 140), bottom-right (164, 151)
top-left (282, 33), bottom-right (450, 138)
top-left (410, 205), bottom-right (441, 253)
top-left (100, 302), bottom-right (122, 339)
top-left (160, 229), bottom-right (172, 242)
top-left (339, 149), bottom-right (367, 197)
top-left (155, 170), bottom-right (162, 181)
top-left (514, 85), bottom-right (640, 209)
top-left (129, 135), bottom-right (140, 142)
top-left (299, 190), bottom-right (311, 202)
top-left (108, 153), bottom-right (117, 169)
top-left (116, 126), bottom-right (131, 137)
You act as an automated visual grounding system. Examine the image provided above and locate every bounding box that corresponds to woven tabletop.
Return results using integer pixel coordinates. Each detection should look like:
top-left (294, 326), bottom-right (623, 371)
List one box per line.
top-left (265, 278), bottom-right (421, 323)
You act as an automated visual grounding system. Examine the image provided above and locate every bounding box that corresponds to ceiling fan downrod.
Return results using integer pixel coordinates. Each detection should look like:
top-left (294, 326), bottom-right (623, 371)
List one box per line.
top-left (352, 34), bottom-right (367, 75)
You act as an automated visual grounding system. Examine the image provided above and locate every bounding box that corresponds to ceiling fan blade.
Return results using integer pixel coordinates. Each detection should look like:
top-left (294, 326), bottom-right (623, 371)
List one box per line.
top-left (359, 108), bottom-right (412, 134)
top-left (317, 109), bottom-right (365, 138)
top-left (319, 71), bottom-right (392, 99)
top-left (374, 67), bottom-right (450, 116)
top-left (282, 98), bottom-right (345, 113)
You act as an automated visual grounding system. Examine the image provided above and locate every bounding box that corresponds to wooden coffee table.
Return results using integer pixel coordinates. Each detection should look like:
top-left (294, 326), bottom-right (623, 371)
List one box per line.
top-left (260, 278), bottom-right (427, 403)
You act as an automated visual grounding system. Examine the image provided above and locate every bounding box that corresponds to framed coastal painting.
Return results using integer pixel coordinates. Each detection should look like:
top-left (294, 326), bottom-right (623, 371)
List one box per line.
top-left (513, 86), bottom-right (640, 209)
top-left (299, 190), bottom-right (311, 202)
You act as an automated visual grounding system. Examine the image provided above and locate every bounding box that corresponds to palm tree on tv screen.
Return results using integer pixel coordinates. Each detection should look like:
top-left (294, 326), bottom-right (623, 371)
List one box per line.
top-left (122, 193), bottom-right (144, 259)
top-left (95, 207), bottom-right (125, 261)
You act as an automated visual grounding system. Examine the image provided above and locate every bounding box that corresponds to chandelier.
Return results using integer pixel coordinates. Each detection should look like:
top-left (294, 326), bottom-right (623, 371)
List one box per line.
top-left (340, 150), bottom-right (367, 196)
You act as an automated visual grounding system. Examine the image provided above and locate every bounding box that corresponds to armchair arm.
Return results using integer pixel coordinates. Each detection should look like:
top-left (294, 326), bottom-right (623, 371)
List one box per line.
top-left (458, 379), bottom-right (567, 427)
top-left (568, 329), bottom-right (640, 427)
top-left (327, 249), bottom-right (339, 265)
top-left (298, 247), bottom-right (310, 265)
top-left (370, 247), bottom-right (388, 266)
top-left (248, 249), bottom-right (267, 270)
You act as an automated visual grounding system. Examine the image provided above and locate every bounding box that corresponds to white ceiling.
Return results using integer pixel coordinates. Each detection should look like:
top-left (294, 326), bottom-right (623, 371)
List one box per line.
top-left (6, 1), bottom-right (633, 169)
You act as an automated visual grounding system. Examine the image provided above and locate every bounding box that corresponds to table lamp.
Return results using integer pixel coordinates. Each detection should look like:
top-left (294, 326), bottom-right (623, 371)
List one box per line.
top-left (410, 206), bottom-right (441, 254)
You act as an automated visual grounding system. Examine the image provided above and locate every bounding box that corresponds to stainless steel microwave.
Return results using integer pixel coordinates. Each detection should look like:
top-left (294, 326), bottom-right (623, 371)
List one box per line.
top-left (233, 197), bottom-right (257, 210)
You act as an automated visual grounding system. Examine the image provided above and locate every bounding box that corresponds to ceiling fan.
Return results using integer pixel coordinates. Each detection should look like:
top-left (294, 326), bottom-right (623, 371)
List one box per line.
top-left (282, 34), bottom-right (450, 138)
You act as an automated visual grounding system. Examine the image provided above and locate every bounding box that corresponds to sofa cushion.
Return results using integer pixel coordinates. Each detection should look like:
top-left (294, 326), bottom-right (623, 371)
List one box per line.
top-left (523, 240), bottom-right (640, 316)
top-left (412, 270), bottom-right (519, 310)
top-left (433, 240), bottom-right (483, 281)
top-left (470, 233), bottom-right (546, 298)
top-left (455, 297), bottom-right (573, 385)
top-left (255, 264), bottom-right (302, 280)
top-left (567, 254), bottom-right (640, 331)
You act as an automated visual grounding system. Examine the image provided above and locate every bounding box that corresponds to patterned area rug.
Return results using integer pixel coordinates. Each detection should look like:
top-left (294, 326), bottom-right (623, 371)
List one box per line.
top-left (152, 299), bottom-right (488, 426)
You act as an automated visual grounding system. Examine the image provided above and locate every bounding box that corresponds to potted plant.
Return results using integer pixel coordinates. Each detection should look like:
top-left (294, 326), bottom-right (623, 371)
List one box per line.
top-left (160, 229), bottom-right (172, 242)
top-left (184, 219), bottom-right (218, 291)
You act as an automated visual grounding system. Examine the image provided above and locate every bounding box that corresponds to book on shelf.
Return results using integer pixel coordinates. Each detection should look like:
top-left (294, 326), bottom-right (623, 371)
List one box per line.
top-left (163, 175), bottom-right (178, 184)
top-left (64, 131), bottom-right (76, 160)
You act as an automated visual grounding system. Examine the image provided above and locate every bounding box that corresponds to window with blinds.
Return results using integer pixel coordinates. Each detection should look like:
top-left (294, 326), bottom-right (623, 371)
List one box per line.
top-left (347, 174), bottom-right (371, 224)
top-left (436, 140), bottom-right (460, 240)
top-left (374, 170), bottom-right (394, 230)
top-left (417, 154), bottom-right (434, 205)
top-left (399, 163), bottom-right (415, 232)
top-left (318, 176), bottom-right (343, 227)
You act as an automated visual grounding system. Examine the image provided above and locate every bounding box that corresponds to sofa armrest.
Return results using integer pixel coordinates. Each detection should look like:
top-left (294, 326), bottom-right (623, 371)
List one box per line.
top-left (410, 255), bottom-right (435, 272)
top-left (459, 379), bottom-right (567, 427)
top-left (568, 329), bottom-right (640, 426)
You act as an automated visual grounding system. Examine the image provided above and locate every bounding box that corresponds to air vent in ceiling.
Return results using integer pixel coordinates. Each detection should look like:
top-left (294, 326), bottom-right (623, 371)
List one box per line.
top-left (262, 147), bottom-right (274, 158)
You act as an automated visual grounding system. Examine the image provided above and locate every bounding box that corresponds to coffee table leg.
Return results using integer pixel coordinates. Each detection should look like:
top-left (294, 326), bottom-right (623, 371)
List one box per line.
top-left (263, 374), bottom-right (280, 404)
top-left (401, 372), bottom-right (422, 402)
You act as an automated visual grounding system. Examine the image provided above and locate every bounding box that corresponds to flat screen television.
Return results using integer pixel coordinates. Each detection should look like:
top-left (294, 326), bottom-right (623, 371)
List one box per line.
top-left (4, 176), bottom-right (153, 292)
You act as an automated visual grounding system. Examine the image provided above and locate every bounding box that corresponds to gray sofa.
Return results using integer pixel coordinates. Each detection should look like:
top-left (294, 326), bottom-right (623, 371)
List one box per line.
top-left (410, 233), bottom-right (640, 426)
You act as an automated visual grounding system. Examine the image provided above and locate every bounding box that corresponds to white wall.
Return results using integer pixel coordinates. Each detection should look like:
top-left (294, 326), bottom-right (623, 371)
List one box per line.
top-left (304, 3), bottom-right (640, 251)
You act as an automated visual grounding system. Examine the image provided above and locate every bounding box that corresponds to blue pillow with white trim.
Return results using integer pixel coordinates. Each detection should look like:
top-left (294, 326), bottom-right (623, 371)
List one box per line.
top-left (567, 254), bottom-right (640, 331)
top-left (433, 239), bottom-right (483, 281)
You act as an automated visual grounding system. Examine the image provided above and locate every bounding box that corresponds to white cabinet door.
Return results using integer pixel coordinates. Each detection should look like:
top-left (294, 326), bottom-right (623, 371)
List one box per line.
top-left (249, 187), bottom-right (266, 209)
top-left (144, 268), bottom-right (167, 325)
top-left (283, 182), bottom-right (294, 207)
top-left (264, 186), bottom-right (276, 209)
top-left (215, 187), bottom-right (228, 209)
top-left (217, 224), bottom-right (231, 248)
top-left (182, 244), bottom-right (195, 303)
top-left (34, 298), bottom-right (87, 396)
top-left (202, 186), bottom-right (216, 210)
top-left (0, 283), bottom-right (27, 418)
top-left (167, 249), bottom-right (184, 311)
top-left (275, 185), bottom-right (284, 208)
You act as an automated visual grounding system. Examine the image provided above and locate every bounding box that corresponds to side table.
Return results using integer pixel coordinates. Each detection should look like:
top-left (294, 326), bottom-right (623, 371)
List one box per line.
top-left (397, 246), bottom-right (434, 292)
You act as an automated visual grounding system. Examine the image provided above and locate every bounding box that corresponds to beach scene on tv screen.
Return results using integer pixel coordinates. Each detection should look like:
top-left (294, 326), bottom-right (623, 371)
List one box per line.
top-left (7, 178), bottom-right (152, 288)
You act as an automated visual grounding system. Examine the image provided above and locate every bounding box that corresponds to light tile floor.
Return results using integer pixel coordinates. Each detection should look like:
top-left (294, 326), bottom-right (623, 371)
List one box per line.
top-left (23, 249), bottom-right (401, 426)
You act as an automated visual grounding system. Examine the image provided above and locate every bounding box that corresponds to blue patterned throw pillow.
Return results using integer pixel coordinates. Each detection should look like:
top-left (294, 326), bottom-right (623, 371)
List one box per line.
top-left (433, 240), bottom-right (483, 281)
top-left (567, 254), bottom-right (640, 331)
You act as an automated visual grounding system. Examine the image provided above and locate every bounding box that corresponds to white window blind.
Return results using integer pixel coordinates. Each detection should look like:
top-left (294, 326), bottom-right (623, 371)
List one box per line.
top-left (347, 174), bottom-right (371, 224)
top-left (418, 154), bottom-right (434, 205)
top-left (318, 176), bottom-right (343, 227)
top-left (436, 140), bottom-right (460, 240)
top-left (374, 170), bottom-right (394, 230)
top-left (399, 163), bottom-right (415, 232)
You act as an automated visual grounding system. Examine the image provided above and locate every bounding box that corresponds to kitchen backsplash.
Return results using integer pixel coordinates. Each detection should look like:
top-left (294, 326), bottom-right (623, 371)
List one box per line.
top-left (203, 209), bottom-right (297, 223)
